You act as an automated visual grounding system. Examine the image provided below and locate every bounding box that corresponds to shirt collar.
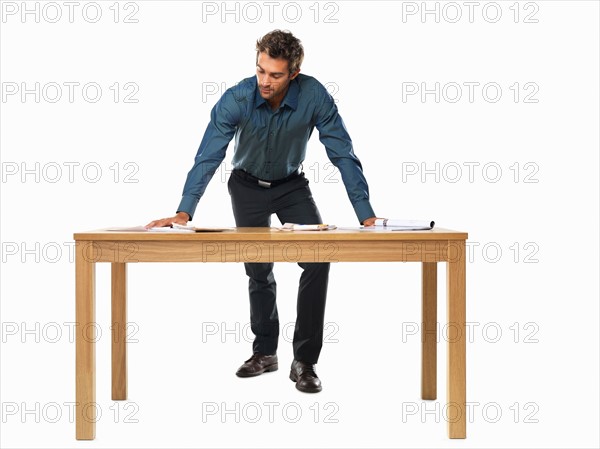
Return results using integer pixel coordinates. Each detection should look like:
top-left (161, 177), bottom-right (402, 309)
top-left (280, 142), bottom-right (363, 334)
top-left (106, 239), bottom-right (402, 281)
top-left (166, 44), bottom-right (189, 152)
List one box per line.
top-left (254, 77), bottom-right (299, 111)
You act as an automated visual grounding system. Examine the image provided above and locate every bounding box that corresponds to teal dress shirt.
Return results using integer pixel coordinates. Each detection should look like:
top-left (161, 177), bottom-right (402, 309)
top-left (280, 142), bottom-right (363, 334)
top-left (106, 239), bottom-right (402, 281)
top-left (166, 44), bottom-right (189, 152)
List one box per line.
top-left (176, 73), bottom-right (375, 223)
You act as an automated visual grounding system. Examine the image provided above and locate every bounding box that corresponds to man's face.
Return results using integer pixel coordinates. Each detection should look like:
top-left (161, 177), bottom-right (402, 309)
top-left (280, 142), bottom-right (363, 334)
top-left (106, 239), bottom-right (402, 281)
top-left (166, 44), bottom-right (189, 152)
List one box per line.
top-left (256, 51), bottom-right (298, 102)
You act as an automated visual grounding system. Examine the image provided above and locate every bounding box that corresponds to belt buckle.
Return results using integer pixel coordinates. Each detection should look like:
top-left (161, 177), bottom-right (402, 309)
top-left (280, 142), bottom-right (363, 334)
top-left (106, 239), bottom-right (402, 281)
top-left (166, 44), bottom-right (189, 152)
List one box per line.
top-left (258, 179), bottom-right (271, 188)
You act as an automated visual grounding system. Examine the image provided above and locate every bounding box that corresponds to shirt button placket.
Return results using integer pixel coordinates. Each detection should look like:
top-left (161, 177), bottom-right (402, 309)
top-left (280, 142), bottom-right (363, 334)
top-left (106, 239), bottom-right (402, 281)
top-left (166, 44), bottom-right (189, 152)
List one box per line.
top-left (266, 115), bottom-right (276, 178)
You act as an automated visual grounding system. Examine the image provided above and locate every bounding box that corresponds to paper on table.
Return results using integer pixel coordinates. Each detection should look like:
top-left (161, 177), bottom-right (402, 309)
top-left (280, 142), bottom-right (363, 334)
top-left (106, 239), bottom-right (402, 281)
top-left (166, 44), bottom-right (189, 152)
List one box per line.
top-left (171, 223), bottom-right (234, 232)
top-left (335, 226), bottom-right (393, 231)
top-left (106, 225), bottom-right (151, 232)
top-left (279, 223), bottom-right (337, 231)
top-left (149, 226), bottom-right (194, 232)
top-left (105, 225), bottom-right (194, 232)
top-left (374, 218), bottom-right (435, 230)
top-left (105, 224), bottom-right (233, 232)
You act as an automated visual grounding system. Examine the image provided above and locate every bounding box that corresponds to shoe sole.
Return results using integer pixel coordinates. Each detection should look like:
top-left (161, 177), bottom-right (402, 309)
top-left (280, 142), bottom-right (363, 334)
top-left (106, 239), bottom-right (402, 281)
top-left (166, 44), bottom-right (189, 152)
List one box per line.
top-left (289, 371), bottom-right (322, 393)
top-left (235, 363), bottom-right (278, 378)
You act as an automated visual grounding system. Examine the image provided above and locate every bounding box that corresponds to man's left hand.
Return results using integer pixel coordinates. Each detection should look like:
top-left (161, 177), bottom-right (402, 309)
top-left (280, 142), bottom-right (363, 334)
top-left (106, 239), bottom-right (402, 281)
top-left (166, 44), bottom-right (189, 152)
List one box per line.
top-left (362, 217), bottom-right (384, 226)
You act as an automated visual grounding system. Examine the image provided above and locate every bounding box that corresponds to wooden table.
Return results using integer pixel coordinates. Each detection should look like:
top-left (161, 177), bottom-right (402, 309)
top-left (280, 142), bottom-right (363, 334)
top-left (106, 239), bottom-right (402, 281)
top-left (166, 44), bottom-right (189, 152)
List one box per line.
top-left (74, 227), bottom-right (467, 440)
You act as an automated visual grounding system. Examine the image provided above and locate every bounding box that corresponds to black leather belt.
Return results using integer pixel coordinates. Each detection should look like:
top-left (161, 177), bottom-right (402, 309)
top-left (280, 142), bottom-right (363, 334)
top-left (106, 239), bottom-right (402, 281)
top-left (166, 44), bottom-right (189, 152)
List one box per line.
top-left (232, 168), bottom-right (302, 188)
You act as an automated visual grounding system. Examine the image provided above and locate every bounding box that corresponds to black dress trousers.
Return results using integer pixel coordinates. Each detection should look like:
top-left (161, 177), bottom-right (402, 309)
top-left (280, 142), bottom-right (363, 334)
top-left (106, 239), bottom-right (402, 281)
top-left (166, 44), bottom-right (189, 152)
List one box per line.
top-left (228, 169), bottom-right (330, 364)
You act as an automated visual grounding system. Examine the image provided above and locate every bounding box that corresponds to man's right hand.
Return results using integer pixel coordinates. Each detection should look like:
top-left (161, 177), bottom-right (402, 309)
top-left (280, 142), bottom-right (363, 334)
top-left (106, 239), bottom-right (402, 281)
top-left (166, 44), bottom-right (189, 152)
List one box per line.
top-left (145, 211), bottom-right (190, 229)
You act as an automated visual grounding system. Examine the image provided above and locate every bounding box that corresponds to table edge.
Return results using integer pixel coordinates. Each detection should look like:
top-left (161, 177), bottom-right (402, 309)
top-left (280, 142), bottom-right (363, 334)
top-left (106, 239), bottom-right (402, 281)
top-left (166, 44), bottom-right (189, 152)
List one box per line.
top-left (73, 227), bottom-right (468, 241)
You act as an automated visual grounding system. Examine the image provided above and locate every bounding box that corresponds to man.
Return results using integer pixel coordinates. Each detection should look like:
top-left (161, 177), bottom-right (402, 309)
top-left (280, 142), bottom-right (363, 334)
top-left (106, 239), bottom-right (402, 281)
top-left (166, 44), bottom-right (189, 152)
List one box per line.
top-left (147, 29), bottom-right (378, 393)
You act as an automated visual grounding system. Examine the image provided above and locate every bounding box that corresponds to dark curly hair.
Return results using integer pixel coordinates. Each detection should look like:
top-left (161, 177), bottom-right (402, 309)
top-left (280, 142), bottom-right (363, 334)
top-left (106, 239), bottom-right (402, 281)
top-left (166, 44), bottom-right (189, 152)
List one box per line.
top-left (256, 29), bottom-right (304, 74)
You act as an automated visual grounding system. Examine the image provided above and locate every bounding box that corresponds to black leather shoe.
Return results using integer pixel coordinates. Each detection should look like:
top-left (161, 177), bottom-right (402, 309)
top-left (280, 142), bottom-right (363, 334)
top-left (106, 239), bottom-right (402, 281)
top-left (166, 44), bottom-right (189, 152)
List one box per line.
top-left (289, 359), bottom-right (322, 393)
top-left (235, 353), bottom-right (278, 377)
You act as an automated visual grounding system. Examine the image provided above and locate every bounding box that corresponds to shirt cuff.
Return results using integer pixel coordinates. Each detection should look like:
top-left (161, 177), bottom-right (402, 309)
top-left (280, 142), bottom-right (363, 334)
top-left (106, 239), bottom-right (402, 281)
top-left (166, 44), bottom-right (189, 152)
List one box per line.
top-left (176, 195), bottom-right (199, 221)
top-left (353, 200), bottom-right (376, 225)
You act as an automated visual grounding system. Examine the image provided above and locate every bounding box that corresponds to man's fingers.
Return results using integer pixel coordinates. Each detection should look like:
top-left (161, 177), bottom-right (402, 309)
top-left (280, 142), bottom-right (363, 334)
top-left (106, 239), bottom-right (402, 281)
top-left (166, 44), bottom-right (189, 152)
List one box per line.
top-left (145, 214), bottom-right (188, 229)
top-left (145, 218), bottom-right (172, 229)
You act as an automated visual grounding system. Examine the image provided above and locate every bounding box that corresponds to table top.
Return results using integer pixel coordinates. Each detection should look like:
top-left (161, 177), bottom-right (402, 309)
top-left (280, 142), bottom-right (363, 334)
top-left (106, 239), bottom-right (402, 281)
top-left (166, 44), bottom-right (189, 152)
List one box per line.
top-left (74, 227), bottom-right (468, 241)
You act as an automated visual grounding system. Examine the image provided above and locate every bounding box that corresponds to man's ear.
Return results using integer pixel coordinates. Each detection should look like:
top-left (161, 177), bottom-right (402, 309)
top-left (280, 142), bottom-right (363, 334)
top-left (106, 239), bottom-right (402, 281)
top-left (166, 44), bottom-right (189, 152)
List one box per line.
top-left (289, 69), bottom-right (301, 80)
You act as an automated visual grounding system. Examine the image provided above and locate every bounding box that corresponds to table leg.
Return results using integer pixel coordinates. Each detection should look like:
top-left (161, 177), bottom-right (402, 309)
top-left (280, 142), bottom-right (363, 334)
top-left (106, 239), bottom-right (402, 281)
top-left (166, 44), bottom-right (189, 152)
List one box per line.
top-left (421, 262), bottom-right (437, 400)
top-left (76, 242), bottom-right (96, 440)
top-left (447, 241), bottom-right (466, 439)
top-left (111, 263), bottom-right (127, 400)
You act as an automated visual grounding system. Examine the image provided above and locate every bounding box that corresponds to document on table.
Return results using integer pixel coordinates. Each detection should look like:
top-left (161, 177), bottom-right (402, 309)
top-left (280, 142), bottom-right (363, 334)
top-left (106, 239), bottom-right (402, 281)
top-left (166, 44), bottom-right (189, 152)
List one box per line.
top-left (337, 218), bottom-right (435, 232)
top-left (279, 223), bottom-right (337, 231)
top-left (105, 224), bottom-right (234, 232)
top-left (168, 223), bottom-right (235, 232)
top-left (373, 218), bottom-right (435, 230)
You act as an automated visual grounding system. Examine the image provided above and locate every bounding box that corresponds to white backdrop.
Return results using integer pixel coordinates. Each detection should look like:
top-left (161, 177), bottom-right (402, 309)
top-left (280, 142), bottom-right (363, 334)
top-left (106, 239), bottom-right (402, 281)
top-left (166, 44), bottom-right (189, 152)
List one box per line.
top-left (1, 1), bottom-right (599, 447)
